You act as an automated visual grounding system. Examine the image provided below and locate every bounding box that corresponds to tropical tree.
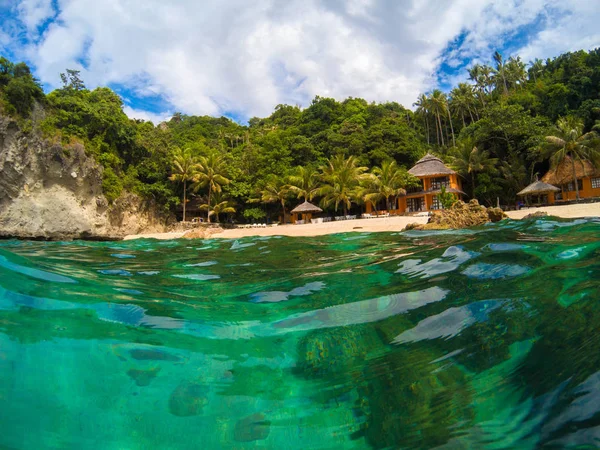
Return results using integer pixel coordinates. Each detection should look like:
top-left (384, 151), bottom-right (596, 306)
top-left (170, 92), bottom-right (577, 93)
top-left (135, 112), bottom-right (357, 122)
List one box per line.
top-left (414, 94), bottom-right (431, 145)
top-left (543, 117), bottom-right (600, 200)
top-left (492, 51), bottom-right (509, 95)
top-left (320, 155), bottom-right (368, 215)
top-left (506, 56), bottom-right (527, 90)
top-left (259, 175), bottom-right (291, 222)
top-left (363, 160), bottom-right (408, 213)
top-left (468, 64), bottom-right (493, 106)
top-left (200, 194), bottom-right (236, 223)
top-left (429, 89), bottom-right (454, 146)
top-left (450, 83), bottom-right (478, 127)
top-left (287, 165), bottom-right (320, 201)
top-left (169, 147), bottom-right (197, 222)
top-left (528, 58), bottom-right (544, 83)
top-left (448, 140), bottom-right (499, 194)
top-left (192, 152), bottom-right (231, 222)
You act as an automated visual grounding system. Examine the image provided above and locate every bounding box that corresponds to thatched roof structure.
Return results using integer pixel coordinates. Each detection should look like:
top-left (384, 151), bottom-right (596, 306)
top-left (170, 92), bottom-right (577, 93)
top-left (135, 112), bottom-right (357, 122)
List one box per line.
top-left (541, 157), bottom-right (600, 185)
top-left (517, 180), bottom-right (560, 196)
top-left (291, 201), bottom-right (322, 214)
top-left (406, 187), bottom-right (466, 198)
top-left (408, 154), bottom-right (456, 177)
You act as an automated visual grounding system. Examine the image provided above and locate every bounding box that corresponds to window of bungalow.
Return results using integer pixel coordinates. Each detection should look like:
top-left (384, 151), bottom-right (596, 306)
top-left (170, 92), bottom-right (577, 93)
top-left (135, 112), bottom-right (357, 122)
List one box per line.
top-left (592, 177), bottom-right (600, 189)
top-left (430, 176), bottom-right (450, 190)
top-left (407, 197), bottom-right (424, 212)
top-left (431, 197), bottom-right (442, 210)
top-left (406, 183), bottom-right (423, 194)
top-left (565, 180), bottom-right (584, 191)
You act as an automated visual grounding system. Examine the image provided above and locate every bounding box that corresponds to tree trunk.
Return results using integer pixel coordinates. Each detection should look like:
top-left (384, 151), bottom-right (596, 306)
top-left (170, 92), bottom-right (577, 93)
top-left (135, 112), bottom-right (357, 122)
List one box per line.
top-left (207, 184), bottom-right (212, 222)
top-left (447, 109), bottom-right (456, 147)
top-left (183, 179), bottom-right (187, 222)
top-left (571, 157), bottom-right (580, 201)
top-left (437, 113), bottom-right (445, 146)
top-left (281, 199), bottom-right (286, 223)
top-left (425, 116), bottom-right (430, 145)
top-left (434, 117), bottom-right (440, 146)
top-left (461, 112), bottom-right (466, 128)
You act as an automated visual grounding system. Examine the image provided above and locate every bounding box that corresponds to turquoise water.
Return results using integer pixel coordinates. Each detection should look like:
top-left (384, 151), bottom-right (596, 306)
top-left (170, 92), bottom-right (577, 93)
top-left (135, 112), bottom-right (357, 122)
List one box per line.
top-left (1, 218), bottom-right (600, 449)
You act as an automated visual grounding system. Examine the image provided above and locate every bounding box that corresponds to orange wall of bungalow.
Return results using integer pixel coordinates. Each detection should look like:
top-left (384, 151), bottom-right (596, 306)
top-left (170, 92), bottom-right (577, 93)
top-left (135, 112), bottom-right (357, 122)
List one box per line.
top-left (549, 176), bottom-right (600, 203)
top-left (365, 173), bottom-right (463, 215)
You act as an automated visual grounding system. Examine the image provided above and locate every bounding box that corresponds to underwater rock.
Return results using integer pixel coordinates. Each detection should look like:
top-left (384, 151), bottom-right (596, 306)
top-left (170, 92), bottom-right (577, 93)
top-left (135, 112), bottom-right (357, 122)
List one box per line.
top-left (296, 325), bottom-right (381, 379)
top-left (129, 349), bottom-right (180, 362)
top-left (168, 381), bottom-right (209, 417)
top-left (127, 368), bottom-right (160, 387)
top-left (357, 347), bottom-right (473, 449)
top-left (234, 413), bottom-right (271, 442)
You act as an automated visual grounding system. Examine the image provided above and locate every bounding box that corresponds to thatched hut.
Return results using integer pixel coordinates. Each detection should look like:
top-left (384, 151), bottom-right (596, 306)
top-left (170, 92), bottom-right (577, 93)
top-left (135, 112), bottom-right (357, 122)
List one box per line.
top-left (291, 201), bottom-right (323, 224)
top-left (517, 180), bottom-right (560, 205)
top-left (541, 157), bottom-right (600, 202)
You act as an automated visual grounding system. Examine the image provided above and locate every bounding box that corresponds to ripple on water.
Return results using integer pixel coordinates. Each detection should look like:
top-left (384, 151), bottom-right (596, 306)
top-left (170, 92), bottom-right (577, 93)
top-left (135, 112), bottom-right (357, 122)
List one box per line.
top-left (462, 263), bottom-right (530, 279)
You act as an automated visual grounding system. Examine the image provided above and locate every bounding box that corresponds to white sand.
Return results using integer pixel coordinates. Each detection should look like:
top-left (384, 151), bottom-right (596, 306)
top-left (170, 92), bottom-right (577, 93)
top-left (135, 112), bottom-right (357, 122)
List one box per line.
top-left (122, 202), bottom-right (600, 240)
top-left (505, 202), bottom-right (600, 219)
top-left (211, 216), bottom-right (429, 239)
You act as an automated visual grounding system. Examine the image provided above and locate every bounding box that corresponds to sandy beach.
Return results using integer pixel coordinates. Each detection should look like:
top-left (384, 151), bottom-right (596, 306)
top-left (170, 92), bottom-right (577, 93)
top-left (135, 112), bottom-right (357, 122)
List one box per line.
top-left (122, 202), bottom-right (600, 240)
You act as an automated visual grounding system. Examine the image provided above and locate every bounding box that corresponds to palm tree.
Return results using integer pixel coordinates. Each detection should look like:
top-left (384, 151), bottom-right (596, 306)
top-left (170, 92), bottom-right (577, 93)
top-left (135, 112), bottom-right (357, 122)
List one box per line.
top-left (449, 83), bottom-right (478, 127)
top-left (492, 51), bottom-right (509, 95)
top-left (169, 147), bottom-right (197, 222)
top-left (543, 117), bottom-right (600, 201)
top-left (448, 140), bottom-right (499, 194)
top-left (260, 175), bottom-right (291, 222)
top-left (363, 160), bottom-right (408, 213)
top-left (319, 155), bottom-right (368, 215)
top-left (287, 165), bottom-right (320, 201)
top-left (528, 58), bottom-right (544, 83)
top-left (506, 56), bottom-right (527, 90)
top-left (200, 195), bottom-right (236, 223)
top-left (192, 152), bottom-right (231, 222)
top-left (429, 90), bottom-right (453, 147)
top-left (414, 94), bottom-right (431, 145)
top-left (468, 64), bottom-right (493, 107)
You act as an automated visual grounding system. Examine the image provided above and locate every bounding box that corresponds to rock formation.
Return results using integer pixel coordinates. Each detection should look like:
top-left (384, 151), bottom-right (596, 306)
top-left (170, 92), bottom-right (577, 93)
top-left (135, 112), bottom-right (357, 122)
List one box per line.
top-left (404, 200), bottom-right (508, 231)
top-left (0, 116), bottom-right (170, 240)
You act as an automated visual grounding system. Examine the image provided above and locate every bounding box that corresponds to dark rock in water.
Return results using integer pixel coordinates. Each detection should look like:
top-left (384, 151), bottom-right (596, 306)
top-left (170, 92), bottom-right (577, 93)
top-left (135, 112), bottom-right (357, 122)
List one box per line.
top-left (127, 368), bottom-right (160, 387)
top-left (234, 413), bottom-right (271, 442)
top-left (168, 381), bottom-right (208, 417)
top-left (130, 349), bottom-right (180, 362)
top-left (487, 207), bottom-right (506, 222)
top-left (297, 325), bottom-right (380, 379)
top-left (521, 211), bottom-right (548, 220)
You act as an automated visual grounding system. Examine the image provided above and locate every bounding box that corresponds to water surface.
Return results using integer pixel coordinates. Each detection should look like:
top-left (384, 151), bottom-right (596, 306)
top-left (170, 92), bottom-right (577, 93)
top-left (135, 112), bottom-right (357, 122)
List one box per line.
top-left (1, 217), bottom-right (600, 449)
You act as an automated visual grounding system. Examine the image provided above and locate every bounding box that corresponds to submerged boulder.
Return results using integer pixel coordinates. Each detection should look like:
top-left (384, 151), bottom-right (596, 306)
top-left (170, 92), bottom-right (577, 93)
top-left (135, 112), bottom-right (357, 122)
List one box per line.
top-left (234, 413), bottom-right (271, 442)
top-left (296, 325), bottom-right (381, 379)
top-left (127, 367), bottom-right (160, 387)
top-left (521, 211), bottom-right (548, 220)
top-left (181, 226), bottom-right (224, 239)
top-left (168, 381), bottom-right (209, 417)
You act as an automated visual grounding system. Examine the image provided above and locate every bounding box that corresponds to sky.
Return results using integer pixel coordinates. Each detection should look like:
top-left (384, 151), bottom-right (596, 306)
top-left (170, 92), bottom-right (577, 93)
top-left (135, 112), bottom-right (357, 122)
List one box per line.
top-left (1, 0), bottom-right (599, 124)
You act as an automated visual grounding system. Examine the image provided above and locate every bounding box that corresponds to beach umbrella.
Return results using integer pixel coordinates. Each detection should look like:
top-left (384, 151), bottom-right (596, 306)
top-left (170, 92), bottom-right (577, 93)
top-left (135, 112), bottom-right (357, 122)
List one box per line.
top-left (517, 180), bottom-right (560, 196)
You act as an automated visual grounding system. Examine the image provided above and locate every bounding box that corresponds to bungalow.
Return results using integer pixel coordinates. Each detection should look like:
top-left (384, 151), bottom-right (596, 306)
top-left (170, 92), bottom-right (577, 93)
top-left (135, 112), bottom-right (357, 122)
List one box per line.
top-left (365, 154), bottom-right (465, 215)
top-left (541, 157), bottom-right (600, 203)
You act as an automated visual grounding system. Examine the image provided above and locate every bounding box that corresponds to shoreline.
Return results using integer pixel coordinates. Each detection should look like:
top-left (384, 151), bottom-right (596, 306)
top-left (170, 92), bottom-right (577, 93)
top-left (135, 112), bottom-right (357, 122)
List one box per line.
top-left (121, 202), bottom-right (600, 241)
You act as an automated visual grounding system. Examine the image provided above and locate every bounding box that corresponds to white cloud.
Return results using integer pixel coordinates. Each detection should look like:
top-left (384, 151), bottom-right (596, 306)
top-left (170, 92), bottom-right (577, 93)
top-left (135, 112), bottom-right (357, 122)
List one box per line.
top-left (17, 0), bottom-right (54, 32)
top-left (8, 0), bottom-right (600, 119)
top-left (122, 106), bottom-right (172, 125)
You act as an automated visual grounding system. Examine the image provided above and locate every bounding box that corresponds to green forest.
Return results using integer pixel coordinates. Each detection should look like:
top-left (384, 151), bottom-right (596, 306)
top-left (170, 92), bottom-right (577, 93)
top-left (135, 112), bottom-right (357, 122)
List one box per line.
top-left (1, 48), bottom-right (600, 223)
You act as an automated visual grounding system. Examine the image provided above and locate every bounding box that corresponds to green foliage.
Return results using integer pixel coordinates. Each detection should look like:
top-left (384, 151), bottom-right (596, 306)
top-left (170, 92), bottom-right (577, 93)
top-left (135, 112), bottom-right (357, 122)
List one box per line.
top-left (2, 47), bottom-right (600, 216)
top-left (243, 207), bottom-right (266, 220)
top-left (437, 185), bottom-right (457, 209)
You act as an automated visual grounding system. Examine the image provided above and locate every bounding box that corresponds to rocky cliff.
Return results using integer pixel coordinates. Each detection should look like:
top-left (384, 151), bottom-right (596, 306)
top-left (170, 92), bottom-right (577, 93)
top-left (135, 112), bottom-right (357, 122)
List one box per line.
top-left (0, 116), bottom-right (170, 240)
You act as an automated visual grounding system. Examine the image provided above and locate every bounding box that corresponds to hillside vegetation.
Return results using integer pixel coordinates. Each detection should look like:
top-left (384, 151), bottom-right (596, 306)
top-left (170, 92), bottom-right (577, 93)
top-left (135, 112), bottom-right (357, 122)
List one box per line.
top-left (1, 48), bottom-right (600, 222)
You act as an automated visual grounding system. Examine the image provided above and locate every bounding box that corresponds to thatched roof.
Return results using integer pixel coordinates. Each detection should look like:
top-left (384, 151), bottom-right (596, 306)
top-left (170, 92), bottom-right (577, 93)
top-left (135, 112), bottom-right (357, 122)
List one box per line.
top-left (541, 157), bottom-right (600, 185)
top-left (517, 180), bottom-right (560, 196)
top-left (291, 201), bottom-right (323, 214)
top-left (406, 187), bottom-right (466, 198)
top-left (408, 154), bottom-right (456, 177)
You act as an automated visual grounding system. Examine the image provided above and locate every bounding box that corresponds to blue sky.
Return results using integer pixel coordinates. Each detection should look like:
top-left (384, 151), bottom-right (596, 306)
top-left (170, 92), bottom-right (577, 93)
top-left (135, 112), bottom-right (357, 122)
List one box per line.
top-left (1, 0), bottom-right (599, 124)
